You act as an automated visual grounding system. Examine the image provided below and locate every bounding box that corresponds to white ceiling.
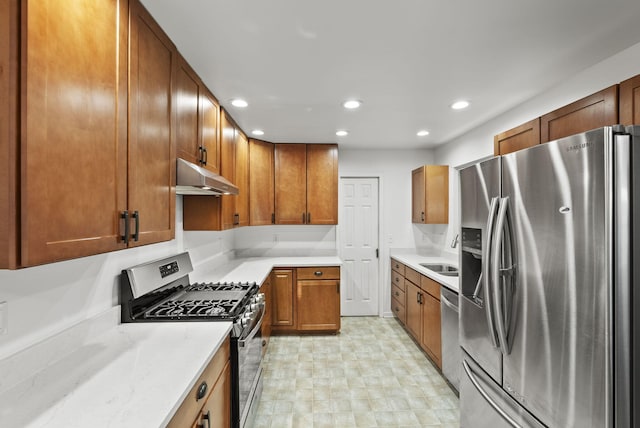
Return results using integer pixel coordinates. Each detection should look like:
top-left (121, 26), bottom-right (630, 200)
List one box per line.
top-left (141, 0), bottom-right (640, 150)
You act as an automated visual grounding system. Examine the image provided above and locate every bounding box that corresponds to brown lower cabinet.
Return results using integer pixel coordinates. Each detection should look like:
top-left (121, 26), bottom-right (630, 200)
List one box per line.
top-left (270, 266), bottom-right (341, 333)
top-left (168, 336), bottom-right (231, 428)
top-left (391, 258), bottom-right (442, 370)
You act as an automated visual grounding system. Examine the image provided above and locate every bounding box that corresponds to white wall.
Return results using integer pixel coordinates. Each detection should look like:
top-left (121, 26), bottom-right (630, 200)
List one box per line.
top-left (434, 41), bottom-right (640, 259)
top-left (235, 225), bottom-right (336, 258)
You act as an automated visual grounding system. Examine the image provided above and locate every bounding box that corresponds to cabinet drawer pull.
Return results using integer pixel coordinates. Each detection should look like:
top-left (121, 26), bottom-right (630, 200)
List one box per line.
top-left (395, 291), bottom-right (399, 296)
top-left (196, 381), bottom-right (208, 400)
top-left (395, 277), bottom-right (399, 282)
top-left (314, 271), bottom-right (323, 276)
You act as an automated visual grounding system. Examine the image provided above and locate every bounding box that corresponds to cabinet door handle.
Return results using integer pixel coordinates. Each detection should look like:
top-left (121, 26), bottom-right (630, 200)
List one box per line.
top-left (314, 271), bottom-right (323, 276)
top-left (302, 212), bottom-right (306, 224)
top-left (421, 211), bottom-right (425, 222)
top-left (202, 410), bottom-right (211, 428)
top-left (132, 211), bottom-right (140, 242)
top-left (234, 213), bottom-right (239, 225)
top-left (307, 212), bottom-right (311, 223)
top-left (120, 211), bottom-right (129, 244)
top-left (196, 381), bottom-right (208, 400)
top-left (202, 147), bottom-right (208, 166)
top-left (198, 146), bottom-right (204, 164)
top-left (271, 213), bottom-right (275, 224)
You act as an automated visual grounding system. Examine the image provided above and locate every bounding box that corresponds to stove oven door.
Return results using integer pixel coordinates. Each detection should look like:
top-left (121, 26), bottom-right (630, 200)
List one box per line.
top-left (236, 310), bottom-right (264, 428)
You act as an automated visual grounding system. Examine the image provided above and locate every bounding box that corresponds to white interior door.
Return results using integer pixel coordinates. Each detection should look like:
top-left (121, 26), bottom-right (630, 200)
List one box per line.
top-left (339, 177), bottom-right (379, 316)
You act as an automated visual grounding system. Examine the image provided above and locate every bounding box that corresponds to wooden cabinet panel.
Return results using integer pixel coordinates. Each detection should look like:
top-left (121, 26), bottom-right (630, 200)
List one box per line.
top-left (494, 118), bottom-right (541, 156)
top-left (411, 167), bottom-right (425, 223)
top-left (405, 280), bottom-right (422, 340)
top-left (540, 85), bottom-right (618, 143)
top-left (296, 279), bottom-right (341, 331)
top-left (168, 337), bottom-right (231, 428)
top-left (274, 144), bottom-right (307, 224)
top-left (128, 0), bottom-right (176, 247)
top-left (391, 296), bottom-right (406, 324)
top-left (249, 139), bottom-right (274, 226)
top-left (391, 271), bottom-right (403, 288)
top-left (411, 165), bottom-right (449, 224)
top-left (0, 0), bottom-right (19, 268)
top-left (420, 275), bottom-right (440, 300)
top-left (620, 74), bottom-right (640, 125)
top-left (21, 0), bottom-right (129, 265)
top-left (200, 88), bottom-right (220, 174)
top-left (220, 109), bottom-right (237, 230)
top-left (297, 266), bottom-right (340, 280)
top-left (391, 259), bottom-right (405, 276)
top-left (271, 269), bottom-right (295, 327)
top-left (175, 55), bottom-right (200, 165)
top-left (405, 267), bottom-right (420, 286)
top-left (199, 361), bottom-right (231, 428)
top-left (391, 283), bottom-right (405, 305)
top-left (235, 130), bottom-right (249, 227)
top-left (306, 144), bottom-right (338, 224)
top-left (421, 292), bottom-right (442, 369)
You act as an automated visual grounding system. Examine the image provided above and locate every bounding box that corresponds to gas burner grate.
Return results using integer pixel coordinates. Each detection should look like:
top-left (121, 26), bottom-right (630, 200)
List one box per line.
top-left (186, 281), bottom-right (256, 292)
top-left (145, 298), bottom-right (241, 319)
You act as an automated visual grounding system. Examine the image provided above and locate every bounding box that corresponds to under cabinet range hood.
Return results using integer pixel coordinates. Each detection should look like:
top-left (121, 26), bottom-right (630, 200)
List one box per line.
top-left (176, 158), bottom-right (239, 196)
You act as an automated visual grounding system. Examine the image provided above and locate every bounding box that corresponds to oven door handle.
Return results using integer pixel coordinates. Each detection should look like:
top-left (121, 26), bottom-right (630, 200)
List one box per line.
top-left (239, 309), bottom-right (264, 348)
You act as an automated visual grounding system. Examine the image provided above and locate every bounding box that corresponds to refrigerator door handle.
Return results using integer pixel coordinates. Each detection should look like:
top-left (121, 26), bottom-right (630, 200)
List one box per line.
top-left (491, 197), bottom-right (515, 355)
top-left (483, 197), bottom-right (501, 349)
top-left (462, 359), bottom-right (522, 428)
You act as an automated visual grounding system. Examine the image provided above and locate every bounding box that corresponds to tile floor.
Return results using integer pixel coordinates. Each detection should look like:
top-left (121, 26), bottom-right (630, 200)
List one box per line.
top-left (253, 317), bottom-right (460, 427)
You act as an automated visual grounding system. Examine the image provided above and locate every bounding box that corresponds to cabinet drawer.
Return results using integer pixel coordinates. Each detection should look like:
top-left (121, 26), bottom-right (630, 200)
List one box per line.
top-left (420, 275), bottom-right (440, 300)
top-left (391, 271), bottom-right (404, 288)
top-left (405, 267), bottom-right (420, 285)
top-left (391, 296), bottom-right (406, 324)
top-left (297, 266), bottom-right (340, 280)
top-left (391, 282), bottom-right (405, 303)
top-left (168, 336), bottom-right (231, 428)
top-left (391, 259), bottom-right (405, 276)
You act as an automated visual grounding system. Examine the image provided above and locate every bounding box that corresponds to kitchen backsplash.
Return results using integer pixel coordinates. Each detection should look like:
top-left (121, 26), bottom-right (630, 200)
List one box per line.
top-left (234, 225), bottom-right (337, 258)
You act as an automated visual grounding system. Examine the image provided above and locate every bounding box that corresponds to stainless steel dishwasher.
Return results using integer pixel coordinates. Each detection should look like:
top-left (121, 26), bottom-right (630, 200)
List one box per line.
top-left (440, 285), bottom-right (460, 392)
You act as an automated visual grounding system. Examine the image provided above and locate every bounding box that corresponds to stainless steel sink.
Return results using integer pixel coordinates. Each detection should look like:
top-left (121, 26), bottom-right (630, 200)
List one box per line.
top-left (419, 263), bottom-right (459, 277)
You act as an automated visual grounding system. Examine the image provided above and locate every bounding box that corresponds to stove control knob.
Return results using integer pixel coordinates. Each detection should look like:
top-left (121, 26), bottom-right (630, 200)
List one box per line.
top-left (253, 293), bottom-right (265, 304)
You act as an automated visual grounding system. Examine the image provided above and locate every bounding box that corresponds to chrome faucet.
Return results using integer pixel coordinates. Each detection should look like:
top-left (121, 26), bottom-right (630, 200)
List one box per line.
top-left (450, 233), bottom-right (460, 248)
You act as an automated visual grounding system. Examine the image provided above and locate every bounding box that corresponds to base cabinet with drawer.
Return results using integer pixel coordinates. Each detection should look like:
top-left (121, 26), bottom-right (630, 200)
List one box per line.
top-left (271, 266), bottom-right (341, 333)
top-left (168, 336), bottom-right (231, 428)
top-left (390, 258), bottom-right (442, 370)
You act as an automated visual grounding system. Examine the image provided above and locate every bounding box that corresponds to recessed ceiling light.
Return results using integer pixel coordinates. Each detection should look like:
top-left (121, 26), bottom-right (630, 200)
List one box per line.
top-left (231, 98), bottom-right (248, 108)
top-left (336, 130), bottom-right (349, 137)
top-left (252, 129), bottom-right (264, 136)
top-left (451, 100), bottom-right (470, 110)
top-left (343, 100), bottom-right (362, 109)
top-left (417, 130), bottom-right (430, 137)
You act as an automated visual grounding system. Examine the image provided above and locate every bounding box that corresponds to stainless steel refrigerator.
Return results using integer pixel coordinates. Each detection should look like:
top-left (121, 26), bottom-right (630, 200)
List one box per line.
top-left (459, 125), bottom-right (639, 427)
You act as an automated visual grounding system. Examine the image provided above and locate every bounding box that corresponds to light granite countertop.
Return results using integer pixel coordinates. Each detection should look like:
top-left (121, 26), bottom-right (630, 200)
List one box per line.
top-left (390, 254), bottom-right (459, 293)
top-left (0, 308), bottom-right (232, 428)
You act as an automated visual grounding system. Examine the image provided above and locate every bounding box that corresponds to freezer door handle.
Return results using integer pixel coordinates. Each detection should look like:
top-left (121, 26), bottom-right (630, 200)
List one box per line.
top-left (483, 197), bottom-right (501, 349)
top-left (462, 359), bottom-right (522, 428)
top-left (491, 197), bottom-right (515, 355)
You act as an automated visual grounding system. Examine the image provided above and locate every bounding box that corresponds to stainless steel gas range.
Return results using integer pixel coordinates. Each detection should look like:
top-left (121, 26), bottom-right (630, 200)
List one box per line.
top-left (120, 252), bottom-right (264, 428)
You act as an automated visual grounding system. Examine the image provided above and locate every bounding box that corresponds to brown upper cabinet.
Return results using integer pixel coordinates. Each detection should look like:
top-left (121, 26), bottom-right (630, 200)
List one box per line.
top-left (274, 144), bottom-right (338, 225)
top-left (494, 118), bottom-right (540, 156)
top-left (183, 109), bottom-right (248, 230)
top-left (620, 74), bottom-right (640, 125)
top-left (128, 0), bottom-right (177, 248)
top-left (2, 0), bottom-right (175, 268)
top-left (411, 165), bottom-right (449, 224)
top-left (540, 85), bottom-right (618, 143)
top-left (249, 139), bottom-right (275, 226)
top-left (175, 55), bottom-right (220, 174)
